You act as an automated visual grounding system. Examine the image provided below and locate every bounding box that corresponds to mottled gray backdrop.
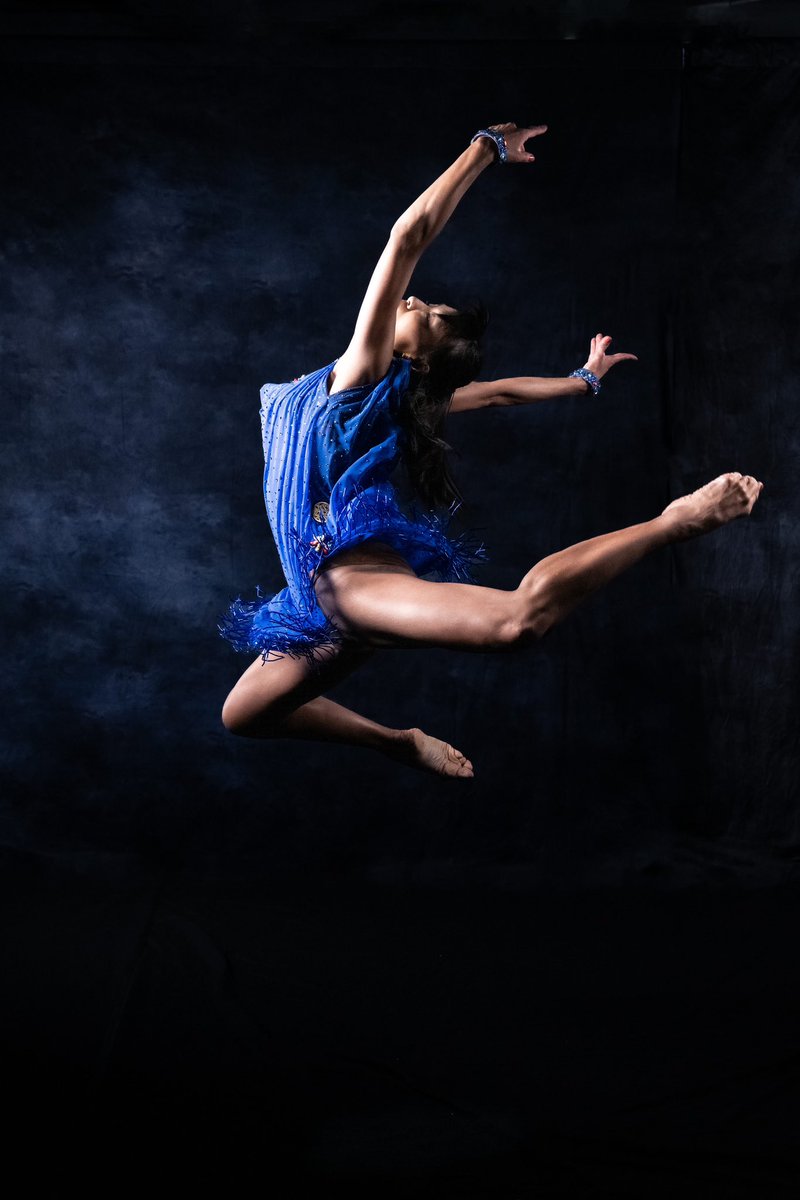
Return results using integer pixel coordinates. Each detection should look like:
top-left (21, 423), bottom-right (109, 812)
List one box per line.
top-left (2, 10), bottom-right (799, 1194)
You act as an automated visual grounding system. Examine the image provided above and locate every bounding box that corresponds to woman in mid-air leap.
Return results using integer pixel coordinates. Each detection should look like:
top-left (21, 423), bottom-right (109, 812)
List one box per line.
top-left (219, 123), bottom-right (763, 778)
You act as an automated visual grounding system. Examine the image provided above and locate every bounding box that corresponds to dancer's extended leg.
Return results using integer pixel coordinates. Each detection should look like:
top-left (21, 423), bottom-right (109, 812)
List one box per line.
top-left (221, 642), bottom-right (474, 778)
top-left (314, 473), bottom-right (764, 649)
top-left (222, 473), bottom-right (761, 779)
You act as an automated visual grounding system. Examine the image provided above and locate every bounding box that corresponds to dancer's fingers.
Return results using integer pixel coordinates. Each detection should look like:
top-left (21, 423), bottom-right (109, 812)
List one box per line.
top-left (498, 122), bottom-right (546, 163)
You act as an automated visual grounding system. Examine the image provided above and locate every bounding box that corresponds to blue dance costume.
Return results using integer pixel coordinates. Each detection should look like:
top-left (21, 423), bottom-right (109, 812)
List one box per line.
top-left (219, 355), bottom-right (485, 663)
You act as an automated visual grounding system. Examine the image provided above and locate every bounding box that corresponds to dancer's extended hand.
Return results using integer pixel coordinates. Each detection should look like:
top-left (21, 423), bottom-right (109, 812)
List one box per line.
top-left (487, 122), bottom-right (548, 163)
top-left (583, 333), bottom-right (638, 380)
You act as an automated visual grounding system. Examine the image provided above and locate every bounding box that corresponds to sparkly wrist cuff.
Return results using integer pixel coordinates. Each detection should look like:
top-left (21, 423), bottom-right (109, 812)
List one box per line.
top-left (470, 128), bottom-right (508, 163)
top-left (569, 368), bottom-right (601, 395)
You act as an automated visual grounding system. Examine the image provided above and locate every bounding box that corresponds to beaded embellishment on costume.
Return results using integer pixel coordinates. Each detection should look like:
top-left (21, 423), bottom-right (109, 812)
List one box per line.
top-left (308, 533), bottom-right (332, 556)
top-left (219, 356), bottom-right (489, 668)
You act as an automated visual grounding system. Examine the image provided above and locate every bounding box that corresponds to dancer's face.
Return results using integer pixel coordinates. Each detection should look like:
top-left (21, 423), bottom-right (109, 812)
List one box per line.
top-left (394, 296), bottom-right (459, 368)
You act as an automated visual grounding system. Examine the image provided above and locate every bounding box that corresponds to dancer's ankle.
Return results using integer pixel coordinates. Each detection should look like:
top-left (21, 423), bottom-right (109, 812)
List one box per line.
top-left (653, 510), bottom-right (685, 543)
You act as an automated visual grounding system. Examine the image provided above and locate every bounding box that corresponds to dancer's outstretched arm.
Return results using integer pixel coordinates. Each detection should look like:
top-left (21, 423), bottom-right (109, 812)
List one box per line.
top-left (450, 333), bottom-right (638, 413)
top-left (330, 123), bottom-right (547, 394)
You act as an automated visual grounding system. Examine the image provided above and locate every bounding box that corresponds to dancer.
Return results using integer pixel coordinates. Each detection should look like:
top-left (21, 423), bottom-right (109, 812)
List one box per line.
top-left (220, 123), bottom-right (763, 778)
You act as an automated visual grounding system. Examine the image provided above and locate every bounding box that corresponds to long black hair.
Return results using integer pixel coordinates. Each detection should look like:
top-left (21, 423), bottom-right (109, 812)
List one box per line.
top-left (400, 302), bottom-right (489, 509)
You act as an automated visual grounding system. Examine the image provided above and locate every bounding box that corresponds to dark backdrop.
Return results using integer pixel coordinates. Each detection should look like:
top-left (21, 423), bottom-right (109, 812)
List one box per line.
top-left (2, 4), bottom-right (799, 1196)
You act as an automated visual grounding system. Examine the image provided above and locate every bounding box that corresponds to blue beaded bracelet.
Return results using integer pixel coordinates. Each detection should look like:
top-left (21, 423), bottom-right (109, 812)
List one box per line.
top-left (470, 128), bottom-right (508, 164)
top-left (569, 368), bottom-right (601, 395)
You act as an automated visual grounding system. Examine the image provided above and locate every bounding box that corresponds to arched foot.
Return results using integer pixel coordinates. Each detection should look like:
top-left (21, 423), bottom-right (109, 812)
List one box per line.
top-left (387, 727), bottom-right (475, 779)
top-left (662, 472), bottom-right (763, 540)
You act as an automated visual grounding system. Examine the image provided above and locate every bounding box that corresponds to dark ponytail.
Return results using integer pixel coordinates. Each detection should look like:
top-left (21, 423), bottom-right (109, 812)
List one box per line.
top-left (400, 302), bottom-right (489, 509)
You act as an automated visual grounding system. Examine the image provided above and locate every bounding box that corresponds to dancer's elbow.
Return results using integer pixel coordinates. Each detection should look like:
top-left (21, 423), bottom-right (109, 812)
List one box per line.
top-left (390, 215), bottom-right (431, 253)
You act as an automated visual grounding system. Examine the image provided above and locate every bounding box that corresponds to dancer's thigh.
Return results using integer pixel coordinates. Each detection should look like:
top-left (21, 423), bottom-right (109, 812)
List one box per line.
top-left (315, 561), bottom-right (520, 650)
top-left (222, 641), bottom-right (373, 733)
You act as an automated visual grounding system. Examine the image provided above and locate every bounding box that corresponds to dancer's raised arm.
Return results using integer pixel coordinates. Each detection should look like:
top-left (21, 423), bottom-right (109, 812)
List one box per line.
top-left (222, 123), bottom-right (763, 783)
top-left (329, 123), bottom-right (547, 394)
top-left (450, 333), bottom-right (638, 413)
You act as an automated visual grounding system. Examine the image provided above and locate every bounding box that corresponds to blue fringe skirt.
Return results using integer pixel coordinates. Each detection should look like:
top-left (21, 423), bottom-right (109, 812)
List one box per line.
top-left (218, 486), bottom-right (486, 666)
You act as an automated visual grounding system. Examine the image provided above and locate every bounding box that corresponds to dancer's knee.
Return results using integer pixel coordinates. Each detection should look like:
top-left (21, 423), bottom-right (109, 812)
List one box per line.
top-left (487, 613), bottom-right (525, 650)
top-left (491, 602), bottom-right (546, 650)
top-left (221, 690), bottom-right (277, 738)
top-left (220, 695), bottom-right (248, 735)
top-left (507, 571), bottom-right (557, 644)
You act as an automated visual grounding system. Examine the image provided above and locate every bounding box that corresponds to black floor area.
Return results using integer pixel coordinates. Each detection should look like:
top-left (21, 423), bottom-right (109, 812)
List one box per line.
top-left (5, 849), bottom-right (800, 1197)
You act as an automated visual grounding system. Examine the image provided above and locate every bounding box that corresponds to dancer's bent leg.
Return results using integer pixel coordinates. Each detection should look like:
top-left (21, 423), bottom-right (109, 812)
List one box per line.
top-left (221, 642), bottom-right (474, 778)
top-left (314, 473), bottom-right (764, 648)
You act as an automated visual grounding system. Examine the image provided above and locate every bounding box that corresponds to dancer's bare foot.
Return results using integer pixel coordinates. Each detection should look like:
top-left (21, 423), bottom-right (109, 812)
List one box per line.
top-left (388, 727), bottom-right (475, 779)
top-left (661, 472), bottom-right (763, 540)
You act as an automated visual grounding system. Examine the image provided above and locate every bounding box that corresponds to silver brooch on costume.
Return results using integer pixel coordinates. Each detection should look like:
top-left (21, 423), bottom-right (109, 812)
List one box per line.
top-left (312, 500), bottom-right (330, 524)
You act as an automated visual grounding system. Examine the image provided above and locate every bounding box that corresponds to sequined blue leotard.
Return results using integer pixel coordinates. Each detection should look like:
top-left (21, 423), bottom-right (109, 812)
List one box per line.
top-left (219, 355), bottom-right (483, 662)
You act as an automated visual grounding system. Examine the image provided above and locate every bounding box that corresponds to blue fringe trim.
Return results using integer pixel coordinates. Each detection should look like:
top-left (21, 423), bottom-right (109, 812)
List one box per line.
top-left (217, 585), bottom-right (343, 668)
top-left (219, 486), bottom-right (487, 665)
top-left (294, 485), bottom-right (488, 588)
